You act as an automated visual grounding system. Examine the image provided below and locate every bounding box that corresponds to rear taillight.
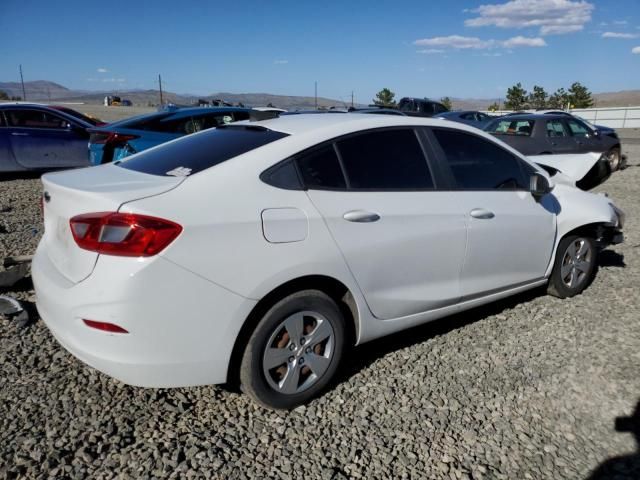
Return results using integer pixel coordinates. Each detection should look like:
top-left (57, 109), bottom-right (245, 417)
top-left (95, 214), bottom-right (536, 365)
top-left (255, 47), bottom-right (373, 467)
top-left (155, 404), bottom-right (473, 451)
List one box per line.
top-left (89, 131), bottom-right (139, 145)
top-left (83, 319), bottom-right (129, 334)
top-left (69, 212), bottom-right (182, 257)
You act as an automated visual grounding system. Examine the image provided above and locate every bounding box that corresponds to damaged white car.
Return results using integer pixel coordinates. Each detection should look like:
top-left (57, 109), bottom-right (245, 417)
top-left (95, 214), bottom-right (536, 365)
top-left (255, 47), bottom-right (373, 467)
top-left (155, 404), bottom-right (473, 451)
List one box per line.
top-left (530, 151), bottom-right (612, 190)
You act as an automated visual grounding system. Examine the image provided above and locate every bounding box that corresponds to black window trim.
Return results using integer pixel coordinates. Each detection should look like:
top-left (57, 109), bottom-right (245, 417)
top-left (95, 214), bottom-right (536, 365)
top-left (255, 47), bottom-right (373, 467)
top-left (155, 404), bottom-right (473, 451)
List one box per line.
top-left (423, 126), bottom-right (534, 192)
top-left (262, 126), bottom-right (441, 192)
top-left (3, 107), bottom-right (79, 131)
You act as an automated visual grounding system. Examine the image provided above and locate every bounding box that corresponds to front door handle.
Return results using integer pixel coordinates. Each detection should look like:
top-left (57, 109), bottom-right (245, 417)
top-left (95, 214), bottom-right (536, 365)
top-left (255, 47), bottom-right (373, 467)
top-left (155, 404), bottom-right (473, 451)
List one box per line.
top-left (343, 210), bottom-right (381, 223)
top-left (470, 208), bottom-right (495, 219)
top-left (11, 132), bottom-right (29, 136)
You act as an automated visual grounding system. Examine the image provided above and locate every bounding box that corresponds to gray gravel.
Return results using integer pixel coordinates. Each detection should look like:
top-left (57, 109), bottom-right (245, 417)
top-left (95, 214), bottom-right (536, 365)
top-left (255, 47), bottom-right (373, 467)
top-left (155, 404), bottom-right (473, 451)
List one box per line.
top-left (1, 139), bottom-right (639, 479)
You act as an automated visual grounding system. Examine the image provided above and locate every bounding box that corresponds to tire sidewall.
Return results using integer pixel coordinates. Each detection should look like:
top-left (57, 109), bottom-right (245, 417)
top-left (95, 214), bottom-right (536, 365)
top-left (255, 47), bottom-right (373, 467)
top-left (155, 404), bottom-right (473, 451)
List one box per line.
top-left (240, 290), bottom-right (345, 410)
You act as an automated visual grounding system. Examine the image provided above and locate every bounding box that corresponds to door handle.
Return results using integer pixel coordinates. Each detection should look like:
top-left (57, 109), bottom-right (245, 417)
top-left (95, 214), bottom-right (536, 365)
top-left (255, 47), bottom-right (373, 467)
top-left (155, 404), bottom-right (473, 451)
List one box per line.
top-left (469, 208), bottom-right (495, 219)
top-left (11, 132), bottom-right (29, 136)
top-left (343, 210), bottom-right (381, 223)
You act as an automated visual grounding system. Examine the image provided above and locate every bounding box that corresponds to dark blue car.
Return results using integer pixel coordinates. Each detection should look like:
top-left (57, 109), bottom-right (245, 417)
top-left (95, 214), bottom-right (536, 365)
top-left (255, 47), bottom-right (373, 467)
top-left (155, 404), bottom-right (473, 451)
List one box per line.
top-left (0, 104), bottom-right (93, 172)
top-left (88, 107), bottom-right (252, 164)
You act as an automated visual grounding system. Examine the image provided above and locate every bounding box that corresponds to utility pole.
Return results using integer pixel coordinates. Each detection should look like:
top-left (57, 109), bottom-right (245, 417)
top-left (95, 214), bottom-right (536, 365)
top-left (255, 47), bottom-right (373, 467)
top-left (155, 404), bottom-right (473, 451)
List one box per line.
top-left (19, 65), bottom-right (26, 101)
top-left (351, 91), bottom-right (354, 108)
top-left (158, 74), bottom-right (164, 105)
top-left (314, 81), bottom-right (317, 109)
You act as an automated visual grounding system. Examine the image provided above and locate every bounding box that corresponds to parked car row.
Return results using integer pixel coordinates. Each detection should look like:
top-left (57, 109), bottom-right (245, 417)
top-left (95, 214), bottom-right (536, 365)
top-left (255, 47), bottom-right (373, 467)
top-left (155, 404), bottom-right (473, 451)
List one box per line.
top-left (33, 113), bottom-right (625, 409)
top-left (0, 101), bottom-right (625, 192)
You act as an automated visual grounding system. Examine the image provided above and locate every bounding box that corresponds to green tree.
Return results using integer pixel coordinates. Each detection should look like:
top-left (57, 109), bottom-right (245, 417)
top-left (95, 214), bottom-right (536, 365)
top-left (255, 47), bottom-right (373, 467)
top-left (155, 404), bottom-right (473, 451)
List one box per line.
top-left (0, 90), bottom-right (8, 100)
top-left (504, 83), bottom-right (528, 110)
top-left (528, 85), bottom-right (548, 109)
top-left (548, 88), bottom-right (569, 109)
top-left (373, 88), bottom-right (396, 107)
top-left (567, 82), bottom-right (593, 109)
top-left (487, 101), bottom-right (500, 112)
top-left (440, 96), bottom-right (452, 110)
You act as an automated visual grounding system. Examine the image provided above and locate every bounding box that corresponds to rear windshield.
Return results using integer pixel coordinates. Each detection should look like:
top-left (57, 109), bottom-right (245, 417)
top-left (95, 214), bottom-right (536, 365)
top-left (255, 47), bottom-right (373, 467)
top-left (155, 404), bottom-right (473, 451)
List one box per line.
top-left (487, 119), bottom-right (535, 136)
top-left (117, 126), bottom-right (289, 176)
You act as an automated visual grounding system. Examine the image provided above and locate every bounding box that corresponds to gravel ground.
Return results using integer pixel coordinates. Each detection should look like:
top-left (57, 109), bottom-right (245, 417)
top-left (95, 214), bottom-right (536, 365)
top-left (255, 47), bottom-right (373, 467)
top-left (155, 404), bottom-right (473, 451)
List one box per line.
top-left (1, 139), bottom-right (639, 479)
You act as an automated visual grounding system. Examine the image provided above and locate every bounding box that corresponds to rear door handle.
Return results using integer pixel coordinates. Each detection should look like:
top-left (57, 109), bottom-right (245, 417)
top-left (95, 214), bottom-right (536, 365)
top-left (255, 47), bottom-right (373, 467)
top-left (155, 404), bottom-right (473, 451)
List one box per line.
top-left (343, 210), bottom-right (381, 223)
top-left (470, 208), bottom-right (495, 219)
top-left (11, 132), bottom-right (29, 136)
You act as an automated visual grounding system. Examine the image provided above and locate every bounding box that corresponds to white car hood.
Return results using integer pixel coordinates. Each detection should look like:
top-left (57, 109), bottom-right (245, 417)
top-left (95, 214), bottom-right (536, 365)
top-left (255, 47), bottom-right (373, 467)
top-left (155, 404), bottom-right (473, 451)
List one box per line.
top-left (528, 152), bottom-right (601, 183)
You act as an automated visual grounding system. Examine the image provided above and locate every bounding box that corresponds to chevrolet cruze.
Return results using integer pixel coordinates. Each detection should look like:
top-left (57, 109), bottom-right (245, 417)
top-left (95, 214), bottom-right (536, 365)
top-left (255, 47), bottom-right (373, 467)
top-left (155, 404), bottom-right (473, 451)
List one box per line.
top-left (32, 114), bottom-right (624, 409)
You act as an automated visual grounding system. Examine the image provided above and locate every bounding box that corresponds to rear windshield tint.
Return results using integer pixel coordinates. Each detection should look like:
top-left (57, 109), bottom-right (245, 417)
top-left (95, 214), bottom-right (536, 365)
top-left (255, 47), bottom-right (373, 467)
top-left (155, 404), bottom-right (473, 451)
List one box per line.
top-left (117, 126), bottom-right (289, 176)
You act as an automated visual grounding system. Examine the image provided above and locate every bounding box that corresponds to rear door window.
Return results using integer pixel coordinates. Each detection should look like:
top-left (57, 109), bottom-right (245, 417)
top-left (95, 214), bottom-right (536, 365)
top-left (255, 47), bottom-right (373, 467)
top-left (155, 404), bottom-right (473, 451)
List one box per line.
top-left (296, 145), bottom-right (346, 189)
top-left (487, 119), bottom-right (534, 136)
top-left (431, 128), bottom-right (529, 190)
top-left (118, 126), bottom-right (288, 176)
top-left (335, 129), bottom-right (434, 189)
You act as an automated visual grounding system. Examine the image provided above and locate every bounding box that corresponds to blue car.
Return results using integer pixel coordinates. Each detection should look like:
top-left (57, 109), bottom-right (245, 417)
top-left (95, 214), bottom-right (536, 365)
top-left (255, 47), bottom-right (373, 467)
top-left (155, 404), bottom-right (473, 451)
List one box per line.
top-left (88, 107), bottom-right (252, 165)
top-left (0, 104), bottom-right (93, 172)
top-left (434, 110), bottom-right (495, 129)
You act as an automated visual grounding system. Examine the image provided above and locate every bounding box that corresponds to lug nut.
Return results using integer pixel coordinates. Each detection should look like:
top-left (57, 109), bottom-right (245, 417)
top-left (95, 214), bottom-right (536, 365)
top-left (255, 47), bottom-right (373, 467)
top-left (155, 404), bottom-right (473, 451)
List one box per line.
top-left (299, 357), bottom-right (305, 365)
top-left (300, 338), bottom-right (306, 345)
top-left (289, 344), bottom-right (296, 351)
top-left (305, 347), bottom-right (311, 354)
top-left (288, 356), bottom-right (295, 363)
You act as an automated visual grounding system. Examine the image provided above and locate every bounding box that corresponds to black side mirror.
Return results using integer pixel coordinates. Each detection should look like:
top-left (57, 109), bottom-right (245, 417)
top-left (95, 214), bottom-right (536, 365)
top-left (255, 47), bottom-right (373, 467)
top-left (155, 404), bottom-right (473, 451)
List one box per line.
top-left (530, 173), bottom-right (552, 198)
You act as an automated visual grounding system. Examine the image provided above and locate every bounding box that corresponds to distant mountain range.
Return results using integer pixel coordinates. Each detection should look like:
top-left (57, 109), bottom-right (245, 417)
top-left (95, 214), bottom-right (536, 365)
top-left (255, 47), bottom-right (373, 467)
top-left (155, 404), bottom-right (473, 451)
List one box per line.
top-left (0, 81), bottom-right (353, 110)
top-left (2, 80), bottom-right (640, 110)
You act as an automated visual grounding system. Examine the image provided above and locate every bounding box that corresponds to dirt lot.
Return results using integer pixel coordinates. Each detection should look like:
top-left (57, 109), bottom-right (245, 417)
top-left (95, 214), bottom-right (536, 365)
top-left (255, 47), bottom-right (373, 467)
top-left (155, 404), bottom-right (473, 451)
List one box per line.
top-left (0, 135), bottom-right (639, 479)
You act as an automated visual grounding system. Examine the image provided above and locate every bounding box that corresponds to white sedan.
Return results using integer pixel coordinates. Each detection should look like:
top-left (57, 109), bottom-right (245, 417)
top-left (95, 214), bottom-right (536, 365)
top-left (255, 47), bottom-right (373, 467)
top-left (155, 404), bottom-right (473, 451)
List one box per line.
top-left (32, 114), bottom-right (624, 409)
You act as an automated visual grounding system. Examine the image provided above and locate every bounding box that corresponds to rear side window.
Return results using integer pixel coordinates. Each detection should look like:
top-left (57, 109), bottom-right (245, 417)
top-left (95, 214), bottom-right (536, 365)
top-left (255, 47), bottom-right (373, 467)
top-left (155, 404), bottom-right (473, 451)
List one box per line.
top-left (297, 145), bottom-right (346, 189)
top-left (0, 112), bottom-right (6, 127)
top-left (431, 129), bottom-right (529, 190)
top-left (336, 129), bottom-right (433, 189)
top-left (487, 119), bottom-right (534, 136)
top-left (118, 126), bottom-right (288, 176)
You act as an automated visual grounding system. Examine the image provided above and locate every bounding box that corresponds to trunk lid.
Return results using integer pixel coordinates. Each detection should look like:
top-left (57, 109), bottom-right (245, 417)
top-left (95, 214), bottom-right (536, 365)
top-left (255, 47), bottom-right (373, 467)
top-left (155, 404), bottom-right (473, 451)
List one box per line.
top-left (41, 164), bottom-right (184, 283)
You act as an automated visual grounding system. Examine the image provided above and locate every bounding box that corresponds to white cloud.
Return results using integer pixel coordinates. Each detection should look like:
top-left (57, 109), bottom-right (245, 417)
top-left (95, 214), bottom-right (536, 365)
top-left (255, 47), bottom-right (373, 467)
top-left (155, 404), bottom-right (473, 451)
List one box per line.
top-left (101, 78), bottom-right (126, 83)
top-left (97, 68), bottom-right (108, 73)
top-left (273, 59), bottom-right (289, 64)
top-left (465, 0), bottom-right (594, 36)
top-left (482, 52), bottom-right (504, 56)
top-left (502, 35), bottom-right (547, 47)
top-left (414, 34), bottom-right (546, 51)
top-left (418, 48), bottom-right (445, 54)
top-left (632, 46), bottom-right (640, 54)
top-left (414, 35), bottom-right (495, 49)
top-left (602, 31), bottom-right (638, 39)
top-left (613, 20), bottom-right (628, 25)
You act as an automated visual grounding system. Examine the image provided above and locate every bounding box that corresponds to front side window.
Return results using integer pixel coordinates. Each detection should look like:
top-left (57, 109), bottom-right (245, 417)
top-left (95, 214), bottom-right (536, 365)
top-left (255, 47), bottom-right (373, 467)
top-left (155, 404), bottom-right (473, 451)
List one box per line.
top-left (431, 129), bottom-right (529, 190)
top-left (336, 129), bottom-right (433, 189)
top-left (546, 120), bottom-right (568, 137)
top-left (6, 109), bottom-right (69, 129)
top-left (296, 145), bottom-right (346, 189)
top-left (566, 119), bottom-right (590, 137)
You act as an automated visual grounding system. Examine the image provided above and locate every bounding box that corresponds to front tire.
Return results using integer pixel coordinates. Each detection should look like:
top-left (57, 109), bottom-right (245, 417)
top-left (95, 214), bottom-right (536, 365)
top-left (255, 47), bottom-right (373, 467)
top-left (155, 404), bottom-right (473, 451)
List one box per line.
top-left (547, 235), bottom-right (597, 298)
top-left (607, 147), bottom-right (621, 172)
top-left (240, 290), bottom-right (346, 409)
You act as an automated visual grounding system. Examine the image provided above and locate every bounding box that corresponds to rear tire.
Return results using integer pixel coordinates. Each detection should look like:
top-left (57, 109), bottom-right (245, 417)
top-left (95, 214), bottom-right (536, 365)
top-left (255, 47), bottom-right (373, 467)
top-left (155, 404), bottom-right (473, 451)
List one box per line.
top-left (240, 290), bottom-right (345, 410)
top-left (547, 235), bottom-right (597, 298)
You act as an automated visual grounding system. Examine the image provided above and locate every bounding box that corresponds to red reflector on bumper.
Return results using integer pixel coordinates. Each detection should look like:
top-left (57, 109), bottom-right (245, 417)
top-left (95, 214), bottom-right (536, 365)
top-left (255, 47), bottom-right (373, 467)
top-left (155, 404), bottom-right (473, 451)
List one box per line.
top-left (83, 319), bottom-right (129, 334)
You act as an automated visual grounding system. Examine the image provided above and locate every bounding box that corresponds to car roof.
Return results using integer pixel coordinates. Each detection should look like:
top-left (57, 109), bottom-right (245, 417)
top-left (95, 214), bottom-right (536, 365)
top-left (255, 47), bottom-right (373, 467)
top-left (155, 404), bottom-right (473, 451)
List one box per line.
top-left (236, 112), bottom-right (482, 136)
top-left (493, 113), bottom-right (565, 121)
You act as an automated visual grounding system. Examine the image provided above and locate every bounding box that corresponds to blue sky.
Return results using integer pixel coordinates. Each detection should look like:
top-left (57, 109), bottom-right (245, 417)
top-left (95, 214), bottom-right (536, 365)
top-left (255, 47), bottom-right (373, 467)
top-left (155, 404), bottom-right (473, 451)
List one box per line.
top-left (2, 0), bottom-right (640, 102)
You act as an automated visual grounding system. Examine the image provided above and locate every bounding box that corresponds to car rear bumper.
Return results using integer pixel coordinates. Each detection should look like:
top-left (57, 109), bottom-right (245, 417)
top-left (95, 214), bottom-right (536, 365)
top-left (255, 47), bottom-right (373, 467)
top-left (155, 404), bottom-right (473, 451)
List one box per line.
top-left (32, 241), bottom-right (256, 387)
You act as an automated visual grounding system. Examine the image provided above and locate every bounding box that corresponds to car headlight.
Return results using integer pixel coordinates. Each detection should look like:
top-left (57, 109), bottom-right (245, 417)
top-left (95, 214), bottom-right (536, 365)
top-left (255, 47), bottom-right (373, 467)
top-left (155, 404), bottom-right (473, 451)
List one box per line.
top-left (609, 202), bottom-right (625, 229)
